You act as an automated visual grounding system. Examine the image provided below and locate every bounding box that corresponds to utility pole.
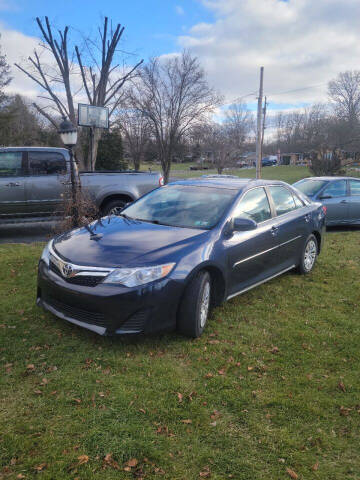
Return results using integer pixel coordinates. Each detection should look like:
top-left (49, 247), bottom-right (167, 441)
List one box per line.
top-left (260, 96), bottom-right (267, 172)
top-left (255, 66), bottom-right (264, 179)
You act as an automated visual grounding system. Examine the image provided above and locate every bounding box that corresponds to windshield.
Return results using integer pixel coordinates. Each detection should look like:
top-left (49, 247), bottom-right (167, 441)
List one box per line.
top-left (122, 185), bottom-right (238, 229)
top-left (293, 179), bottom-right (328, 196)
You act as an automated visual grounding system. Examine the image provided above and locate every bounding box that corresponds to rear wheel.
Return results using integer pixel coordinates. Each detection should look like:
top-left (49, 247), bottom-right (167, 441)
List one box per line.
top-left (101, 198), bottom-right (128, 216)
top-left (298, 234), bottom-right (318, 274)
top-left (177, 271), bottom-right (211, 338)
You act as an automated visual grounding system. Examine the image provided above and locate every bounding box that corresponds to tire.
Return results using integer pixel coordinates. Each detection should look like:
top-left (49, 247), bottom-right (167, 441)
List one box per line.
top-left (297, 234), bottom-right (318, 274)
top-left (177, 271), bottom-right (211, 338)
top-left (102, 199), bottom-right (128, 216)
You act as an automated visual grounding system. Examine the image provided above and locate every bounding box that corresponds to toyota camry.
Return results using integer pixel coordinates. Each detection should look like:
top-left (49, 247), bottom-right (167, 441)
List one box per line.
top-left (37, 178), bottom-right (326, 338)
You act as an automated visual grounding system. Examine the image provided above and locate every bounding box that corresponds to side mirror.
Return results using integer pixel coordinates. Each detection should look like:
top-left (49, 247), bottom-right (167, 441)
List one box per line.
top-left (233, 217), bottom-right (257, 232)
top-left (319, 194), bottom-right (332, 200)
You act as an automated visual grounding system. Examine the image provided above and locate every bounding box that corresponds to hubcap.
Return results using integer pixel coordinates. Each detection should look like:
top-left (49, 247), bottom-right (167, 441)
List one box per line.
top-left (304, 239), bottom-right (317, 271)
top-left (199, 281), bottom-right (210, 328)
top-left (109, 205), bottom-right (124, 216)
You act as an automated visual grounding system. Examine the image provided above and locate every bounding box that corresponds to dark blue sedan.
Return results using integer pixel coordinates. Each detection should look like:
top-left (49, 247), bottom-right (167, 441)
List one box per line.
top-left (37, 178), bottom-right (326, 338)
top-left (293, 176), bottom-right (360, 226)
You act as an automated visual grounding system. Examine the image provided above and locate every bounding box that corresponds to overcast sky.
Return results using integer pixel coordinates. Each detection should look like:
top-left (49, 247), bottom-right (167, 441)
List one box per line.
top-left (1, 0), bottom-right (360, 114)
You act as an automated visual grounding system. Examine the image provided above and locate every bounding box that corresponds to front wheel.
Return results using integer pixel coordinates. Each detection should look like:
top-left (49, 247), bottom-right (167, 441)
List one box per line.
top-left (177, 271), bottom-right (211, 338)
top-left (298, 234), bottom-right (318, 274)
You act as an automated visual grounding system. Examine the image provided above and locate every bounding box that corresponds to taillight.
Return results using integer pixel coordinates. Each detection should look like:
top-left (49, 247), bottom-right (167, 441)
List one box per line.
top-left (159, 176), bottom-right (164, 186)
top-left (322, 205), bottom-right (327, 215)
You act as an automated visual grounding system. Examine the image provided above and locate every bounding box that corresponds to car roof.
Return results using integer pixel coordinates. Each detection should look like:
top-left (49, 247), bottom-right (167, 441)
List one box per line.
top-left (169, 177), bottom-right (289, 191)
top-left (297, 176), bottom-right (359, 181)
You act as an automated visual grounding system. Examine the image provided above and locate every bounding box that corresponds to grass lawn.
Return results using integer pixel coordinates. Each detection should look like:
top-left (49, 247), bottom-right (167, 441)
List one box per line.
top-left (1, 233), bottom-right (360, 479)
top-left (168, 165), bottom-right (312, 183)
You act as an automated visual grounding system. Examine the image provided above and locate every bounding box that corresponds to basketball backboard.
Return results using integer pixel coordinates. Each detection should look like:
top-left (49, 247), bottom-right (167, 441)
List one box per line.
top-left (78, 104), bottom-right (109, 129)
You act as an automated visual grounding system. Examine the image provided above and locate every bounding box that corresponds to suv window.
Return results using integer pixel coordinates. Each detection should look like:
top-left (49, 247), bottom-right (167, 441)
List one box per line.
top-left (322, 180), bottom-right (347, 198)
top-left (349, 179), bottom-right (360, 196)
top-left (233, 187), bottom-right (271, 223)
top-left (0, 152), bottom-right (23, 177)
top-left (269, 186), bottom-right (296, 216)
top-left (28, 152), bottom-right (67, 175)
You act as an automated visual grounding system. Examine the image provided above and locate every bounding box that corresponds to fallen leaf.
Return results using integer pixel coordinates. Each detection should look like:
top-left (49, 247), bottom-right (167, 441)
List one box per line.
top-left (312, 461), bottom-right (319, 471)
top-left (339, 406), bottom-right (351, 416)
top-left (73, 398), bottom-right (82, 404)
top-left (286, 467), bottom-right (298, 479)
top-left (17, 475), bottom-right (26, 479)
top-left (126, 458), bottom-right (138, 468)
top-left (199, 467), bottom-right (211, 477)
top-left (26, 364), bottom-right (35, 371)
top-left (181, 419), bottom-right (192, 424)
top-left (218, 369), bottom-right (226, 375)
top-left (33, 389), bottom-right (42, 395)
top-left (247, 366), bottom-right (254, 371)
top-left (103, 453), bottom-right (120, 470)
top-left (177, 392), bottom-right (183, 403)
top-left (34, 463), bottom-right (47, 471)
top-left (338, 382), bottom-right (346, 392)
top-left (77, 455), bottom-right (89, 465)
top-left (204, 373), bottom-right (213, 379)
top-left (139, 408), bottom-right (146, 414)
top-left (271, 346), bottom-right (279, 354)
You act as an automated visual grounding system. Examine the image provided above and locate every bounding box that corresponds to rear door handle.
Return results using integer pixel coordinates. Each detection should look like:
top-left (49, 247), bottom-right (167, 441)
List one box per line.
top-left (5, 182), bottom-right (21, 187)
top-left (271, 225), bottom-right (279, 236)
top-left (340, 200), bottom-right (348, 204)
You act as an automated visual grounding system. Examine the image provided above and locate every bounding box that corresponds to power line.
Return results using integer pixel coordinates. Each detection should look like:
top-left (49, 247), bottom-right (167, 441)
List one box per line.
top-left (266, 83), bottom-right (328, 97)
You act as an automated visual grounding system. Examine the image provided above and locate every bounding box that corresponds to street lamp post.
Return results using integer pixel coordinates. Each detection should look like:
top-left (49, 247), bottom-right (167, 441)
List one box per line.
top-left (58, 118), bottom-right (79, 227)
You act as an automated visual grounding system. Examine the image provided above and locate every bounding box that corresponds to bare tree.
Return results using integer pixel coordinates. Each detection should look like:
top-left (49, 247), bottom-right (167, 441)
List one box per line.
top-left (0, 36), bottom-right (11, 106)
top-left (198, 122), bottom-right (233, 174)
top-left (129, 51), bottom-right (222, 183)
top-left (328, 71), bottom-right (360, 124)
top-left (15, 16), bottom-right (142, 170)
top-left (224, 102), bottom-right (254, 151)
top-left (116, 95), bottom-right (150, 170)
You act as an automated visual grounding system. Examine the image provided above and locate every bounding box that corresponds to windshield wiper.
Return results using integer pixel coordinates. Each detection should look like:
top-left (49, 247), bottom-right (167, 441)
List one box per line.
top-left (119, 213), bottom-right (134, 220)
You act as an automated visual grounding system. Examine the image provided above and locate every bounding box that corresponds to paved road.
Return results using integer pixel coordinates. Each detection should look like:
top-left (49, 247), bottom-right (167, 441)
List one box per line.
top-left (0, 220), bottom-right (57, 244)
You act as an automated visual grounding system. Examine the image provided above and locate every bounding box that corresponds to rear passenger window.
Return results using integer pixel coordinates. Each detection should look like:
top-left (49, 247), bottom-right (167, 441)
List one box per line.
top-left (349, 180), bottom-right (360, 196)
top-left (29, 152), bottom-right (66, 175)
top-left (269, 186), bottom-right (296, 216)
top-left (322, 180), bottom-right (347, 197)
top-left (0, 152), bottom-right (23, 177)
top-left (233, 187), bottom-right (271, 223)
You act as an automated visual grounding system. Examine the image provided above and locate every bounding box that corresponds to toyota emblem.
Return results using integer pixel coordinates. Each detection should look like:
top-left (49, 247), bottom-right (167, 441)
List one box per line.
top-left (62, 263), bottom-right (73, 278)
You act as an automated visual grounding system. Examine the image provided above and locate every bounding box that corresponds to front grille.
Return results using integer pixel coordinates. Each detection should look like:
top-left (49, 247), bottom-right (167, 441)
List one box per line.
top-left (43, 293), bottom-right (107, 327)
top-left (49, 261), bottom-right (104, 287)
top-left (118, 309), bottom-right (148, 332)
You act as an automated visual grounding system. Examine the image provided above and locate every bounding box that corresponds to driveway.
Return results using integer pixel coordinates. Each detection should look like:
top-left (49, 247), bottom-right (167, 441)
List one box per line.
top-left (0, 220), bottom-right (56, 244)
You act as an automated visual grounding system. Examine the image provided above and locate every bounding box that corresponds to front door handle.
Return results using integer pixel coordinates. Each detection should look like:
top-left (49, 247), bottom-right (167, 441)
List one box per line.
top-left (340, 200), bottom-right (348, 204)
top-left (5, 182), bottom-right (21, 187)
top-left (304, 213), bottom-right (311, 222)
top-left (271, 225), bottom-right (279, 236)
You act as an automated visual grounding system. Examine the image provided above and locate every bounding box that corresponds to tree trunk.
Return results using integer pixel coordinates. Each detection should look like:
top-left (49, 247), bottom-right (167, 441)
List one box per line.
top-left (161, 157), bottom-right (171, 184)
top-left (87, 127), bottom-right (102, 171)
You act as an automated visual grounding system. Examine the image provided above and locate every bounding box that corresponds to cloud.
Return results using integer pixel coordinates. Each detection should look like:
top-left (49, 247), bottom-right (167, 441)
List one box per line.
top-left (179, 0), bottom-right (360, 110)
top-left (175, 5), bottom-right (185, 16)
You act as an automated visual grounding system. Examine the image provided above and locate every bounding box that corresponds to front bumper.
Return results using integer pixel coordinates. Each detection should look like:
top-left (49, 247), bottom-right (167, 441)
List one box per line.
top-left (37, 260), bottom-right (183, 335)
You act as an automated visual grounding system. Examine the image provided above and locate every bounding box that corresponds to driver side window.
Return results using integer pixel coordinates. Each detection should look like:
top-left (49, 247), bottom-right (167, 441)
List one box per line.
top-left (233, 187), bottom-right (271, 224)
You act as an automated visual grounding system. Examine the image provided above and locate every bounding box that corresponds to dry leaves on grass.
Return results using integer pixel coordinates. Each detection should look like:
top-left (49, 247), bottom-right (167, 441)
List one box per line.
top-left (102, 453), bottom-right (120, 470)
top-left (123, 458), bottom-right (138, 472)
top-left (199, 466), bottom-right (211, 477)
top-left (338, 381), bottom-right (346, 392)
top-left (34, 463), bottom-right (47, 471)
top-left (286, 467), bottom-right (298, 479)
top-left (77, 455), bottom-right (89, 465)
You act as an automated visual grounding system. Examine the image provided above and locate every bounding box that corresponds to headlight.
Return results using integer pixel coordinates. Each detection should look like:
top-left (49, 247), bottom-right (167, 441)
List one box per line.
top-left (103, 263), bottom-right (175, 287)
top-left (40, 240), bottom-right (52, 266)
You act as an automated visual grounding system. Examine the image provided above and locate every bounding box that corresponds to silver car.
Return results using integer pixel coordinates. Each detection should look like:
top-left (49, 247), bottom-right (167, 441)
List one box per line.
top-left (293, 176), bottom-right (360, 226)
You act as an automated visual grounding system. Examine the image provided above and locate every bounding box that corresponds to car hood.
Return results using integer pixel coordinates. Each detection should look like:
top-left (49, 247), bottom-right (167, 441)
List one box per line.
top-left (53, 216), bottom-right (208, 267)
